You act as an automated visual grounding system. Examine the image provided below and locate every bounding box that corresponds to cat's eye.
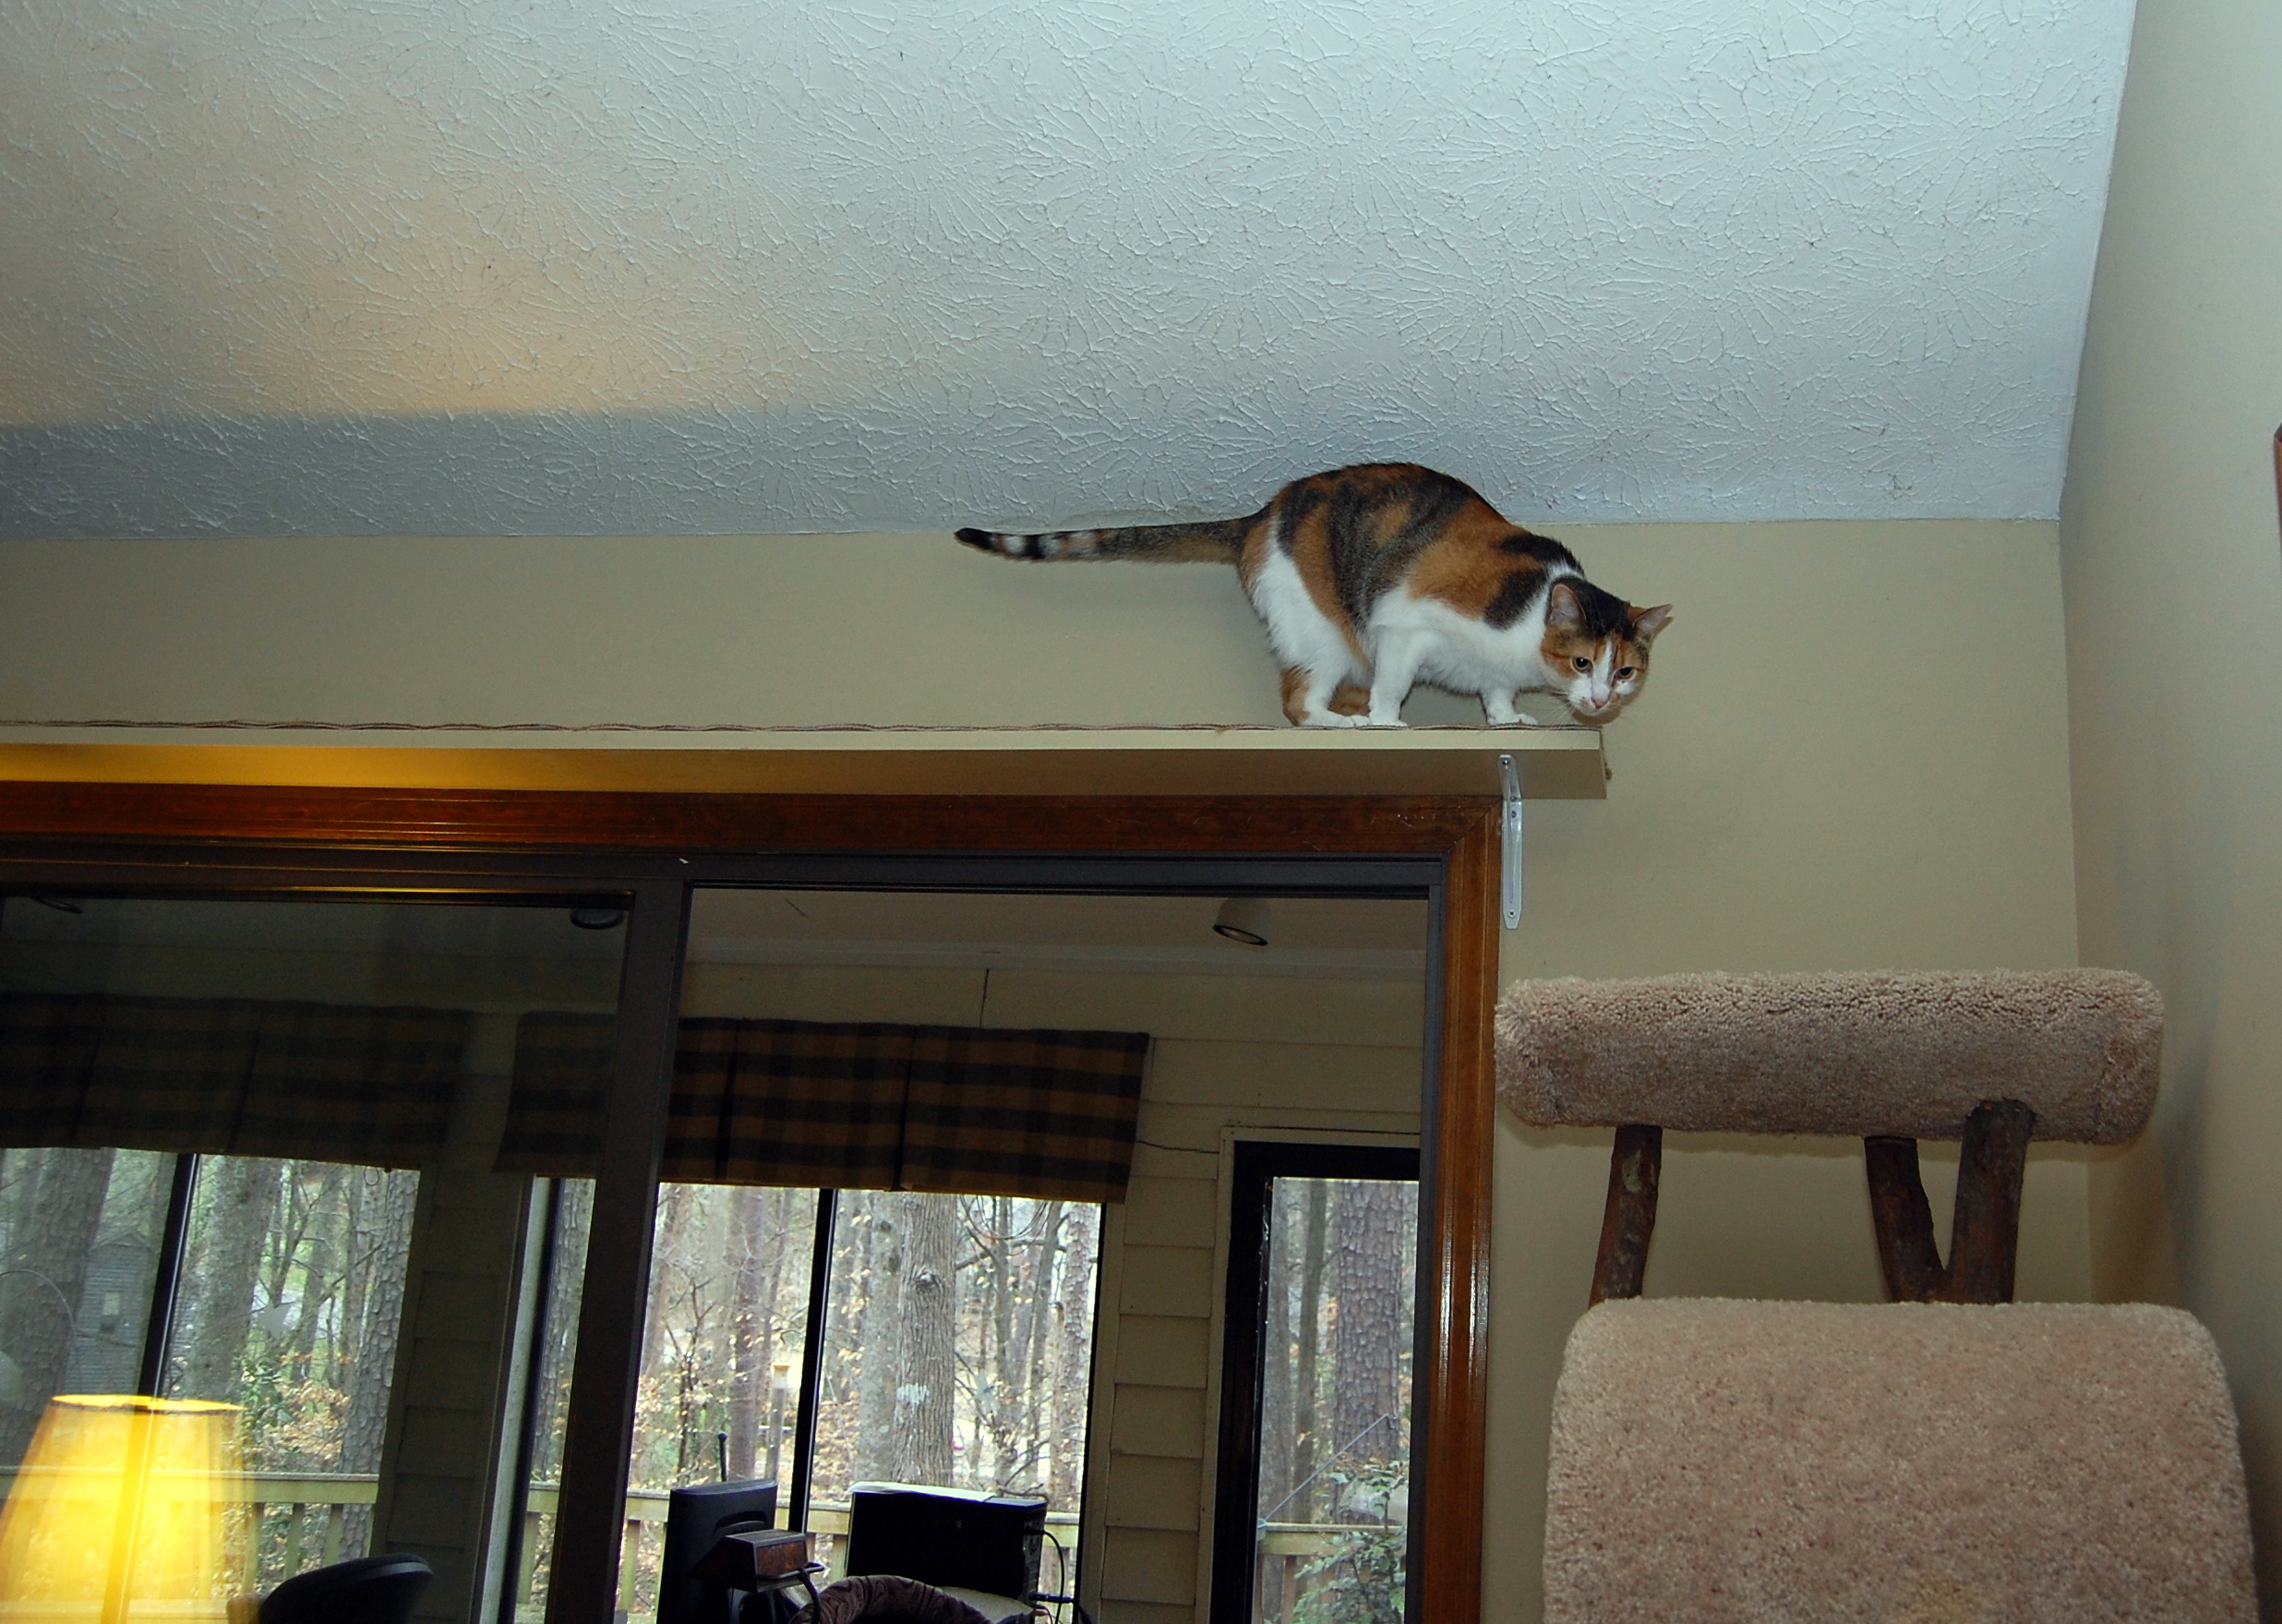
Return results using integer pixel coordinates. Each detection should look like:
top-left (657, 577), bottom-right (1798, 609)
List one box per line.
top-left (1571, 656), bottom-right (1591, 671)
top-left (1617, 667), bottom-right (1637, 679)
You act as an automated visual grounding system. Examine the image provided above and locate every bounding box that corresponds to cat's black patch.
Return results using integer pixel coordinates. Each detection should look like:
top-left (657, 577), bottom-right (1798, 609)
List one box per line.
top-left (1483, 570), bottom-right (1548, 630)
top-left (955, 527), bottom-right (996, 552)
top-left (1567, 580), bottom-right (1639, 639)
top-left (1318, 466), bottom-right (1474, 625)
top-left (1497, 529), bottom-right (1579, 571)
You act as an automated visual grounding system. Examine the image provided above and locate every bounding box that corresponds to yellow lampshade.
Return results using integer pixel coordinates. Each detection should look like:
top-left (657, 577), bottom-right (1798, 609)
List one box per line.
top-left (0, 1395), bottom-right (247, 1623)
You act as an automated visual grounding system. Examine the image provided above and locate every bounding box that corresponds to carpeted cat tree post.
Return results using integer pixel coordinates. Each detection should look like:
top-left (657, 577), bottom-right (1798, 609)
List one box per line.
top-left (1496, 969), bottom-right (2256, 1624)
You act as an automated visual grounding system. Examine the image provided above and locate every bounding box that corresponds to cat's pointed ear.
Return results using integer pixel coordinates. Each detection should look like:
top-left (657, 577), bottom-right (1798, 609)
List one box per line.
top-left (1545, 582), bottom-right (1583, 628)
top-left (1632, 604), bottom-right (1675, 640)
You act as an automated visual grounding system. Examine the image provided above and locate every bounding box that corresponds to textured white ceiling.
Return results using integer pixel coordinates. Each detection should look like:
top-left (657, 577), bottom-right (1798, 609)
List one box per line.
top-left (0, 0), bottom-right (2136, 537)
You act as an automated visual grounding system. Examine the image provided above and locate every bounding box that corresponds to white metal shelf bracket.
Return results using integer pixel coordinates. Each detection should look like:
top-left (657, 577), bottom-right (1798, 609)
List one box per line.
top-left (1499, 752), bottom-right (1523, 927)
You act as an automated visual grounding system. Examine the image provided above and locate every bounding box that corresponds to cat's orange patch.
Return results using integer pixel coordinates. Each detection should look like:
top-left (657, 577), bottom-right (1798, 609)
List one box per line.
top-left (1406, 510), bottom-right (1556, 620)
top-left (1278, 668), bottom-right (1371, 724)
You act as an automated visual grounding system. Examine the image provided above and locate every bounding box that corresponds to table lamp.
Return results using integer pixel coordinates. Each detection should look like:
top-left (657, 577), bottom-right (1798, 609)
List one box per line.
top-left (0, 1394), bottom-right (247, 1623)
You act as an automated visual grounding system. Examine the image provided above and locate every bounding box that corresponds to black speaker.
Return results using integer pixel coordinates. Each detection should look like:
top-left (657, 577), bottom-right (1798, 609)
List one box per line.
top-left (843, 1482), bottom-right (1046, 1601)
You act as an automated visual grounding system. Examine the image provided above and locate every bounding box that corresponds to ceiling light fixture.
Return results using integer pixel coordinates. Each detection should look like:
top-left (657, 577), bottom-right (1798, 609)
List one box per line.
top-left (1211, 897), bottom-right (1272, 948)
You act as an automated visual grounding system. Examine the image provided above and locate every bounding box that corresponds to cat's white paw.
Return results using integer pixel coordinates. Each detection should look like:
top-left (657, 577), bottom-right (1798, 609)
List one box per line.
top-left (1358, 715), bottom-right (1408, 728)
top-left (1302, 711), bottom-right (1369, 728)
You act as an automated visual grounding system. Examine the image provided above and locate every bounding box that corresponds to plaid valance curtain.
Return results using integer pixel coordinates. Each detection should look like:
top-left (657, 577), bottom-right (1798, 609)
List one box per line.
top-left (498, 1015), bottom-right (1150, 1205)
top-left (0, 992), bottom-right (470, 1168)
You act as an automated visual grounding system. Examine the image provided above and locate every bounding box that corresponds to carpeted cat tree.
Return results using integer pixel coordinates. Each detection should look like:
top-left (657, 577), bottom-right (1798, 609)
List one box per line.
top-left (1496, 969), bottom-right (2255, 1624)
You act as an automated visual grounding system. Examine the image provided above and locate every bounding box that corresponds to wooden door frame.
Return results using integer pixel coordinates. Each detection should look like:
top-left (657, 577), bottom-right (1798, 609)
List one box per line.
top-left (0, 783), bottom-right (1501, 1623)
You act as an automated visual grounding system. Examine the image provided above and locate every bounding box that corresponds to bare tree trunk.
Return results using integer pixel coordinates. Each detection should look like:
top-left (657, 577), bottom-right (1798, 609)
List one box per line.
top-left (1260, 1183), bottom-right (1296, 1522)
top-left (891, 1193), bottom-right (955, 1486)
top-left (337, 1168), bottom-right (369, 1397)
top-left (287, 1163), bottom-right (346, 1383)
top-left (1330, 1181), bottom-right (1404, 1477)
top-left (1049, 1205), bottom-right (1096, 1508)
top-left (176, 1156), bottom-right (280, 1402)
top-left (727, 1185), bottom-right (768, 1479)
top-left (854, 1194), bottom-right (902, 1485)
top-left (643, 1184), bottom-right (694, 1378)
top-left (756, 1189), bottom-right (795, 1482)
top-left (1015, 1202), bottom-right (1063, 1492)
top-left (984, 1197), bottom-right (1015, 1483)
top-left (0, 1149), bottom-right (115, 1462)
top-left (264, 1161), bottom-right (319, 1322)
top-left (1291, 1181), bottom-right (1329, 1522)
top-left (338, 1168), bottom-right (416, 1556)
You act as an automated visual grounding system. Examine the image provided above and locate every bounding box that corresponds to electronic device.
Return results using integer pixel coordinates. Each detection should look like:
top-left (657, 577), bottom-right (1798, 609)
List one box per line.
top-left (655, 1479), bottom-right (780, 1624)
top-left (843, 1482), bottom-right (1047, 1605)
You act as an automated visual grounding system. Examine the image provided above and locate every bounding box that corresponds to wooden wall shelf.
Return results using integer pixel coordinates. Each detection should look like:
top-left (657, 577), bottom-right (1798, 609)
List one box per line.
top-left (0, 725), bottom-right (1607, 800)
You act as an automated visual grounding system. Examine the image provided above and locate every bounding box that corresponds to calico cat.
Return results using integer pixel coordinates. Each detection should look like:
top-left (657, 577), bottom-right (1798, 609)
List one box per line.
top-left (955, 463), bottom-right (1673, 727)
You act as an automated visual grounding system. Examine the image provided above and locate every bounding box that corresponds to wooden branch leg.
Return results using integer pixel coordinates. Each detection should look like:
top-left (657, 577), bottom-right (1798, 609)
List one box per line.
top-left (1590, 1125), bottom-right (1662, 1305)
top-left (1865, 1099), bottom-right (2037, 1305)
top-left (1941, 1098), bottom-right (2036, 1304)
top-left (1865, 1136), bottom-right (1945, 1303)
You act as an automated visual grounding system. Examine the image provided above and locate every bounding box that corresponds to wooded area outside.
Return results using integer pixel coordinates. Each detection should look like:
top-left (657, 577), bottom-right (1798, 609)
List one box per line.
top-left (163, 1154), bottom-right (421, 1570)
top-left (0, 1147), bottom-right (420, 1590)
top-left (0, 1146), bottom-right (172, 1464)
top-left (632, 1183), bottom-right (819, 1499)
top-left (5, 1130), bottom-right (1413, 1623)
top-left (1254, 1175), bottom-right (1418, 1624)
top-left (514, 1180), bottom-right (1099, 1621)
top-left (808, 1190), bottom-right (1098, 1517)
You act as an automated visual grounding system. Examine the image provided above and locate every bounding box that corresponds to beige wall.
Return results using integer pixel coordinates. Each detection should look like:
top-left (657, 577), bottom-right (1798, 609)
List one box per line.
top-left (0, 535), bottom-right (1282, 729)
top-left (2058, 0), bottom-right (2282, 1603)
top-left (0, 517), bottom-right (2087, 1621)
top-left (1481, 520), bottom-right (2084, 1623)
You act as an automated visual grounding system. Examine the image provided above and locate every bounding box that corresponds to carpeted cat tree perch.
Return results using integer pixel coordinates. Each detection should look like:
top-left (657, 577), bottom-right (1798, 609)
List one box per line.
top-left (1495, 968), bottom-right (2255, 1624)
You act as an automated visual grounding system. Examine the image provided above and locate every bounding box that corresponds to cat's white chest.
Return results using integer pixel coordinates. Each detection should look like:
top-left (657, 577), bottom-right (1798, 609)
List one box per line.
top-left (1365, 590), bottom-right (1549, 690)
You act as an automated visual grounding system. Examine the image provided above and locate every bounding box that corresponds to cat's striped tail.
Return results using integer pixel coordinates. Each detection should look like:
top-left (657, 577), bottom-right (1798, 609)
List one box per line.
top-left (954, 515), bottom-right (1250, 564)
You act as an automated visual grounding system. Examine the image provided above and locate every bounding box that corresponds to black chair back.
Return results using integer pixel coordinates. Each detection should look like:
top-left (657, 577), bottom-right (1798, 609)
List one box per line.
top-left (260, 1553), bottom-right (434, 1624)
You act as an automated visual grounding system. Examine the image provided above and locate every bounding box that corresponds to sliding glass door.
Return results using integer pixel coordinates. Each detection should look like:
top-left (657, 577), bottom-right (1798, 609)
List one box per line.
top-left (0, 822), bottom-right (1475, 1624)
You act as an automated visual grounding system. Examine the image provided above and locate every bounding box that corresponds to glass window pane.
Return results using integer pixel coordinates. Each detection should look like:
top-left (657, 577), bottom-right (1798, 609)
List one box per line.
top-left (0, 1147), bottom-right (176, 1464)
top-left (607, 1184), bottom-right (820, 1621)
top-left (162, 1156), bottom-right (421, 1583)
top-left (809, 1190), bottom-right (1099, 1585)
top-left (1255, 1176), bottom-right (1417, 1624)
top-left (0, 892), bottom-right (631, 1615)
